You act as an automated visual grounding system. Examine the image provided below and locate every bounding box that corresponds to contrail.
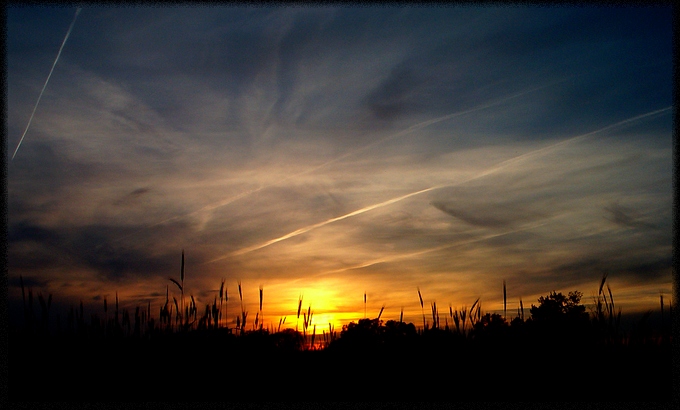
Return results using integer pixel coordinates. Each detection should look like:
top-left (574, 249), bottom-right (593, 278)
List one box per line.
top-left (12, 7), bottom-right (82, 161)
top-left (312, 217), bottom-right (557, 278)
top-left (295, 80), bottom-right (568, 175)
top-left (205, 106), bottom-right (672, 263)
top-left (467, 105), bottom-right (674, 180)
top-left (125, 82), bottom-right (565, 241)
top-left (277, 216), bottom-right (558, 289)
top-left (110, 185), bottom-right (265, 244)
top-left (205, 186), bottom-right (440, 263)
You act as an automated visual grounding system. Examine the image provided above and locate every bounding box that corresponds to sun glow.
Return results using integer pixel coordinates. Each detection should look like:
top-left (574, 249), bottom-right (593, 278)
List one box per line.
top-left (253, 278), bottom-right (368, 332)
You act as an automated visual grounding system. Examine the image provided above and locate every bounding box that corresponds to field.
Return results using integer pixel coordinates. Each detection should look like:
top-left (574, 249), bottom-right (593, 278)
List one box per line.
top-left (8, 275), bottom-right (673, 402)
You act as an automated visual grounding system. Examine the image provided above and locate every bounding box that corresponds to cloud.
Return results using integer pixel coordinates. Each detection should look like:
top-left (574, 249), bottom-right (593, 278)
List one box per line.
top-left (8, 219), bottom-right (190, 282)
top-left (603, 202), bottom-right (657, 230)
top-left (431, 202), bottom-right (513, 228)
top-left (112, 187), bottom-right (151, 206)
top-left (6, 6), bottom-right (673, 321)
top-left (363, 67), bottom-right (422, 121)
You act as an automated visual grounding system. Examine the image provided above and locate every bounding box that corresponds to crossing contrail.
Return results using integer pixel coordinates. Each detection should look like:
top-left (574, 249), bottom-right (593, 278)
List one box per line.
top-left (11, 7), bottom-right (82, 161)
top-left (205, 106), bottom-right (672, 263)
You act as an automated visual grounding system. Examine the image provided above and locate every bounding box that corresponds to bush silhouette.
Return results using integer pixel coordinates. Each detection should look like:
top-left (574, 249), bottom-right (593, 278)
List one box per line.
top-left (472, 312), bottom-right (508, 343)
top-left (270, 328), bottom-right (305, 352)
top-left (528, 290), bottom-right (591, 343)
top-left (330, 318), bottom-right (383, 351)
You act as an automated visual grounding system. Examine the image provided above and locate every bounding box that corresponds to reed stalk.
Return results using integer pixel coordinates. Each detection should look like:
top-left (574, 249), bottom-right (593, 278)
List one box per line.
top-left (660, 292), bottom-right (664, 331)
top-left (219, 279), bottom-right (225, 328)
top-left (503, 280), bottom-right (507, 321)
top-left (431, 302), bottom-right (437, 329)
top-left (224, 287), bottom-right (228, 330)
top-left (297, 294), bottom-right (303, 332)
top-left (417, 287), bottom-right (425, 331)
top-left (180, 250), bottom-right (185, 322)
top-left (311, 324), bottom-right (316, 350)
top-left (115, 292), bottom-right (119, 328)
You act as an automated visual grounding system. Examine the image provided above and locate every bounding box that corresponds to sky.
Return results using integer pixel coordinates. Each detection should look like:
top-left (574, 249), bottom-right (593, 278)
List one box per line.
top-left (5, 5), bottom-right (674, 331)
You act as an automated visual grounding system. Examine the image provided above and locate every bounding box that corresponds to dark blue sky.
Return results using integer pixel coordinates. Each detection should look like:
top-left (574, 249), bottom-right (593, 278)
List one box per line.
top-left (6, 5), bottom-right (673, 326)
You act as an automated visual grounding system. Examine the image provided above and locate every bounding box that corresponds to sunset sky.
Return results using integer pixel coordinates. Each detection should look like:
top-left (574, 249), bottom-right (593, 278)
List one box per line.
top-left (6, 5), bottom-right (673, 330)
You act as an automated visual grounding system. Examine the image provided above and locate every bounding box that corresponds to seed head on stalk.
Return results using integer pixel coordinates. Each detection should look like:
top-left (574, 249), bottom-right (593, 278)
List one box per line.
top-left (238, 281), bottom-right (243, 307)
top-left (259, 284), bottom-right (263, 329)
top-left (417, 287), bottom-right (425, 330)
top-left (598, 271), bottom-right (609, 299)
top-left (503, 280), bottom-right (507, 321)
top-left (297, 294), bottom-right (303, 331)
top-left (218, 278), bottom-right (226, 328)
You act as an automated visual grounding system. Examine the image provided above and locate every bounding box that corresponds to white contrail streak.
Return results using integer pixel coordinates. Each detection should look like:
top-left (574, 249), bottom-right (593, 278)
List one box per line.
top-left (205, 186), bottom-right (439, 263)
top-left (130, 82), bottom-right (564, 240)
top-left (467, 105), bottom-right (674, 180)
top-left (12, 7), bottom-right (82, 161)
top-left (205, 106), bottom-right (672, 263)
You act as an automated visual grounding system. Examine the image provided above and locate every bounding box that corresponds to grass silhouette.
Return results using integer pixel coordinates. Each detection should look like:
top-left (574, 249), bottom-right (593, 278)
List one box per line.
top-left (9, 259), bottom-right (673, 402)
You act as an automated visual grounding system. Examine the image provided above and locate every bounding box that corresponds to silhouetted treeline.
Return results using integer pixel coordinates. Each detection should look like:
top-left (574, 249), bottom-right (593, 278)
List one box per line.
top-left (9, 286), bottom-right (672, 402)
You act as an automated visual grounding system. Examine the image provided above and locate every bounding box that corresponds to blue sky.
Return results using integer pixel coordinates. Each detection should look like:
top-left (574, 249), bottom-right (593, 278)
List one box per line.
top-left (6, 5), bottom-right (673, 327)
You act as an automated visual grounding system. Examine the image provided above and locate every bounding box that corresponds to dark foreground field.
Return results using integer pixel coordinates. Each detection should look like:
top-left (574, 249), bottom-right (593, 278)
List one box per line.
top-left (9, 328), bottom-right (672, 402)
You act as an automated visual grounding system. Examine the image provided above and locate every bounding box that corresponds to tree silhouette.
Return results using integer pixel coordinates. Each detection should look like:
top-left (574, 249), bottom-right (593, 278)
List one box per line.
top-left (530, 291), bottom-right (587, 323)
top-left (472, 312), bottom-right (508, 343)
top-left (270, 328), bottom-right (305, 352)
top-left (528, 291), bottom-right (591, 343)
top-left (334, 318), bottom-right (382, 350)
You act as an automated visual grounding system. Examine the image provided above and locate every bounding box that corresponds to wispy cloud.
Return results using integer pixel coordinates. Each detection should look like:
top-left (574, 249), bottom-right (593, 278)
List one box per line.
top-left (604, 202), bottom-right (657, 230)
top-left (6, 6), bottom-right (672, 319)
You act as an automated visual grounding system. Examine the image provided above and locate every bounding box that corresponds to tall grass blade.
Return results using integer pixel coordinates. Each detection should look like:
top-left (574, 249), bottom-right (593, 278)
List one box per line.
top-left (503, 280), bottom-right (507, 320)
top-left (660, 293), bottom-right (664, 330)
top-left (219, 279), bottom-right (225, 301)
top-left (180, 249), bottom-right (185, 283)
top-left (20, 275), bottom-right (26, 318)
top-left (599, 271), bottom-right (608, 295)
top-left (364, 291), bottom-right (367, 318)
top-left (417, 287), bottom-right (425, 330)
top-left (169, 277), bottom-right (183, 292)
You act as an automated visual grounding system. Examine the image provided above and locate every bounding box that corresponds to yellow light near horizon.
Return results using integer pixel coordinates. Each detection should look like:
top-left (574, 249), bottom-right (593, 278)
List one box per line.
top-left (255, 277), bottom-right (370, 331)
